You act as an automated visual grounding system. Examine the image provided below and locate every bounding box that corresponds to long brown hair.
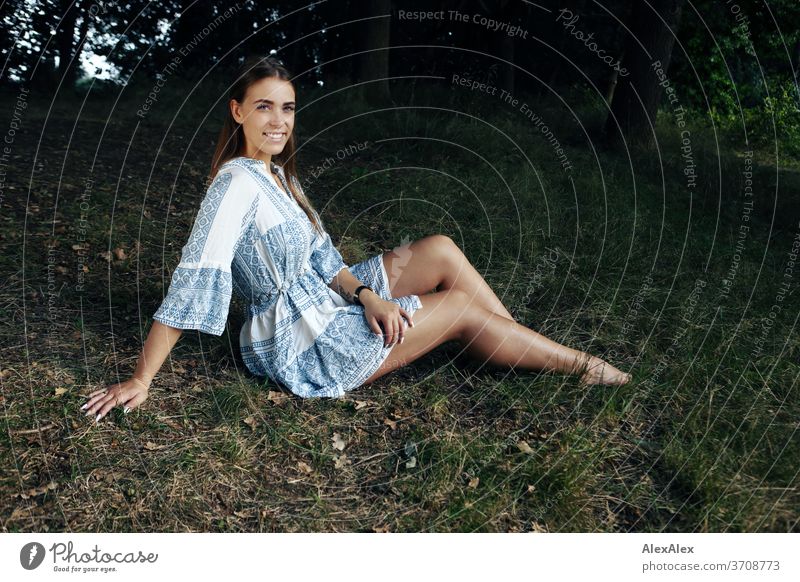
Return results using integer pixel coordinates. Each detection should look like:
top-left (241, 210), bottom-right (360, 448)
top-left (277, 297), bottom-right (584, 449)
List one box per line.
top-left (209, 55), bottom-right (324, 235)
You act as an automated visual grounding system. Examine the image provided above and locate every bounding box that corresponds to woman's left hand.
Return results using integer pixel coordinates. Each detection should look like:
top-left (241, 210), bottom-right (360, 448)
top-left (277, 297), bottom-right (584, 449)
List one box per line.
top-left (362, 292), bottom-right (414, 347)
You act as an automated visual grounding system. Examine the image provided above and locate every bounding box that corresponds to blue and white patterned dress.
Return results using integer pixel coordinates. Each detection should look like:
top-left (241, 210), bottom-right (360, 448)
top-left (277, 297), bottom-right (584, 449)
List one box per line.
top-left (153, 156), bottom-right (423, 398)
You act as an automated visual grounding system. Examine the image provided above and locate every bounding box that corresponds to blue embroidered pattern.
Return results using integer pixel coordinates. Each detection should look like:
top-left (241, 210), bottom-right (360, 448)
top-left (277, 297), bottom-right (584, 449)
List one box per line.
top-left (153, 156), bottom-right (424, 398)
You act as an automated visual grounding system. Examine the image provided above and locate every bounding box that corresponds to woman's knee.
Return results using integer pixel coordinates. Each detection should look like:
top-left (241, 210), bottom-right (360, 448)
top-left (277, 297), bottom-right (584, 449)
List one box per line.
top-left (433, 288), bottom-right (480, 341)
top-left (428, 234), bottom-right (461, 259)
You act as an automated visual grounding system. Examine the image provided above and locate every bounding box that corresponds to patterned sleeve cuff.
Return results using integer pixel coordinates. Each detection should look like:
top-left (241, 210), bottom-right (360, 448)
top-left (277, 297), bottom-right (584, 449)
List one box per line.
top-left (309, 231), bottom-right (348, 285)
top-left (152, 265), bottom-right (233, 336)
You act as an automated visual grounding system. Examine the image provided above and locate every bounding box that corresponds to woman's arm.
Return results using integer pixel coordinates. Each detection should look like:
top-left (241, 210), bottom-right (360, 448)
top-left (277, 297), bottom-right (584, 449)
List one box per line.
top-left (329, 267), bottom-right (414, 347)
top-left (132, 320), bottom-right (183, 386)
top-left (329, 267), bottom-right (380, 305)
top-left (81, 320), bottom-right (182, 421)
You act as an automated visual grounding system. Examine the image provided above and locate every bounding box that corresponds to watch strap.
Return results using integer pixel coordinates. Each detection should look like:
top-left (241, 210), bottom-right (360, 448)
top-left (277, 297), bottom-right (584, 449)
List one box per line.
top-left (354, 285), bottom-right (373, 306)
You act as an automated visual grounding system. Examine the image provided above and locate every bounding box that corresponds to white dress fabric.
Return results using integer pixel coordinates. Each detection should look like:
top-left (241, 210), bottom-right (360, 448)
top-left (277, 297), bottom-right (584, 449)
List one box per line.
top-left (153, 156), bottom-right (423, 398)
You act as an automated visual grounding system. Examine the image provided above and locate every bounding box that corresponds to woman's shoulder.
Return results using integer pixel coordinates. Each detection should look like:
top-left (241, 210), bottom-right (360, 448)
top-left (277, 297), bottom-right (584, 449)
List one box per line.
top-left (206, 163), bottom-right (261, 207)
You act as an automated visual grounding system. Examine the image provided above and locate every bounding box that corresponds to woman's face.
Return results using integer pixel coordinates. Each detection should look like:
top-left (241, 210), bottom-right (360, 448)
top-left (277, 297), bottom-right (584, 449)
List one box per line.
top-left (230, 76), bottom-right (295, 160)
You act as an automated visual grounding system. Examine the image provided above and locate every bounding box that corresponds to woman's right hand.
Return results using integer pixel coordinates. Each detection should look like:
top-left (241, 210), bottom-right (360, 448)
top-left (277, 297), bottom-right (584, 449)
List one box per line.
top-left (80, 377), bottom-right (150, 422)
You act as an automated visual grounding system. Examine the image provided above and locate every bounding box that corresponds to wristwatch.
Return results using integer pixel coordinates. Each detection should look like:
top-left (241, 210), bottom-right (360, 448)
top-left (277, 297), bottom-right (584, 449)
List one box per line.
top-left (353, 285), bottom-right (374, 306)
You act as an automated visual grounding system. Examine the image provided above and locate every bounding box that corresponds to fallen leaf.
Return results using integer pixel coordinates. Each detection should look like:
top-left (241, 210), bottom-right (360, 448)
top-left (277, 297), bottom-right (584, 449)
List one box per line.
top-left (332, 432), bottom-right (346, 451)
top-left (143, 441), bottom-right (161, 451)
top-left (383, 418), bottom-right (397, 430)
top-left (405, 456), bottom-right (417, 469)
top-left (333, 454), bottom-right (349, 469)
top-left (18, 481), bottom-right (58, 499)
top-left (243, 416), bottom-right (256, 428)
top-left (113, 247), bottom-right (127, 260)
top-left (297, 461), bottom-right (312, 474)
top-left (468, 476), bottom-right (479, 489)
top-left (372, 524), bottom-right (390, 533)
top-left (54, 387), bottom-right (67, 397)
top-left (517, 441), bottom-right (534, 454)
top-left (267, 390), bottom-right (289, 406)
top-left (354, 400), bottom-right (368, 410)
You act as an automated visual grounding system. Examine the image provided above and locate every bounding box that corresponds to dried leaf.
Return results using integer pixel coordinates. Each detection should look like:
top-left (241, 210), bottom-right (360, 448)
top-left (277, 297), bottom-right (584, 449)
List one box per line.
top-left (267, 390), bottom-right (289, 406)
top-left (383, 418), bottom-right (397, 430)
top-left (243, 416), bottom-right (256, 428)
top-left (332, 432), bottom-right (346, 451)
top-left (405, 456), bottom-right (417, 469)
top-left (143, 441), bottom-right (161, 451)
top-left (18, 481), bottom-right (58, 499)
top-left (54, 387), bottom-right (67, 397)
top-left (113, 247), bottom-right (127, 260)
top-left (297, 461), bottom-right (312, 474)
top-left (354, 400), bottom-right (368, 410)
top-left (333, 454), bottom-right (349, 469)
top-left (517, 440), bottom-right (534, 454)
top-left (468, 476), bottom-right (480, 489)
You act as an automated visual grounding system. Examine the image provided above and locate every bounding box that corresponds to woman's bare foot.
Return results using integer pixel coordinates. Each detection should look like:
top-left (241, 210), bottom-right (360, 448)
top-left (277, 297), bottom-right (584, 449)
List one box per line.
top-left (578, 356), bottom-right (632, 386)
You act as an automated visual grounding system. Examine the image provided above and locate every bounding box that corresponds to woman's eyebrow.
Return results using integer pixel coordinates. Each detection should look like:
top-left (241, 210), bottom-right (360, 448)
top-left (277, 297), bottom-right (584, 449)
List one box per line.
top-left (253, 98), bottom-right (296, 105)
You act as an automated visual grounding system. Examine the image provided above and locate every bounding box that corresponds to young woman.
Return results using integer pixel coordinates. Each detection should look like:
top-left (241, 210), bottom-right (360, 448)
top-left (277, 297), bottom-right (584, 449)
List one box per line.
top-left (81, 56), bottom-right (631, 422)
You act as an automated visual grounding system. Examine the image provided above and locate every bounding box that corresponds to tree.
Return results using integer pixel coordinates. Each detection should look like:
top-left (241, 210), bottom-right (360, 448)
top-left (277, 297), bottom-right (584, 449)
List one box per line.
top-left (357, 0), bottom-right (392, 105)
top-left (605, 0), bottom-right (685, 145)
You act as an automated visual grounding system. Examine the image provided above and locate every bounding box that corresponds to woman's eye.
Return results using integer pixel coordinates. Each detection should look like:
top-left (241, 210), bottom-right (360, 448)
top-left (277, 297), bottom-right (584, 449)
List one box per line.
top-left (257, 104), bottom-right (268, 110)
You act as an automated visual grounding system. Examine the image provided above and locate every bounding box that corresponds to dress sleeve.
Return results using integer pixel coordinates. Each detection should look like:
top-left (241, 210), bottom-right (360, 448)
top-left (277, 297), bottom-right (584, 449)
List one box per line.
top-left (289, 174), bottom-right (349, 285)
top-left (153, 170), bottom-right (258, 336)
top-left (309, 228), bottom-right (349, 285)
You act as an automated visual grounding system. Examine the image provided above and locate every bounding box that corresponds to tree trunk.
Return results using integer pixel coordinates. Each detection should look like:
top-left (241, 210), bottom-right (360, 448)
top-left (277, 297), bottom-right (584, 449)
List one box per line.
top-left (542, 0), bottom-right (586, 95)
top-left (56, 0), bottom-right (80, 88)
top-left (605, 50), bottom-right (624, 104)
top-left (604, 0), bottom-right (685, 145)
top-left (358, 0), bottom-right (392, 105)
top-left (494, 0), bottom-right (519, 95)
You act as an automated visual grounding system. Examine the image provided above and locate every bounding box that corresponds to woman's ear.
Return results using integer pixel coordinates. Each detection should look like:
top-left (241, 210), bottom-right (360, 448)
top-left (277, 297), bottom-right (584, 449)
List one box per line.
top-left (229, 99), bottom-right (243, 124)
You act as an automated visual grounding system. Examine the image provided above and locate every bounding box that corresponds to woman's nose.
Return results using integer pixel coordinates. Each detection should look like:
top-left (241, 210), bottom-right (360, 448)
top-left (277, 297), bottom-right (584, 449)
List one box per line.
top-left (268, 109), bottom-right (287, 125)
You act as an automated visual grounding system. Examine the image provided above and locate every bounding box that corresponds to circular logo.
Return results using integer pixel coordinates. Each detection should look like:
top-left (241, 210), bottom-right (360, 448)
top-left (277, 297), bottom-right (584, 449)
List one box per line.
top-left (20, 542), bottom-right (46, 570)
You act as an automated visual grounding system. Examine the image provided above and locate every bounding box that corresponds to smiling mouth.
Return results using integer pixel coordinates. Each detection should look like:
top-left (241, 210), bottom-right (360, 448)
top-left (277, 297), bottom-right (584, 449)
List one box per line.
top-left (262, 131), bottom-right (287, 140)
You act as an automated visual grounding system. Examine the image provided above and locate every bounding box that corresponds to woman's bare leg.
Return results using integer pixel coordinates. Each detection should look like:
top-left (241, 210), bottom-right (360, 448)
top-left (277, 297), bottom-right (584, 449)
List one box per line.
top-left (382, 234), bottom-right (516, 321)
top-left (361, 288), bottom-right (631, 386)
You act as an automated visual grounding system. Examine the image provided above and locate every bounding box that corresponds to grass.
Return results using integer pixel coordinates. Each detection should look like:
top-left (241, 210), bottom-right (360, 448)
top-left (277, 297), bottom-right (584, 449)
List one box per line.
top-left (0, 79), bottom-right (797, 532)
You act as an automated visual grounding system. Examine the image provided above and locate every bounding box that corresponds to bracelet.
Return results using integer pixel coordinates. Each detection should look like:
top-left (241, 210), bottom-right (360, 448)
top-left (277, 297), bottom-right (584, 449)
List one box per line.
top-left (353, 285), bottom-right (374, 306)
